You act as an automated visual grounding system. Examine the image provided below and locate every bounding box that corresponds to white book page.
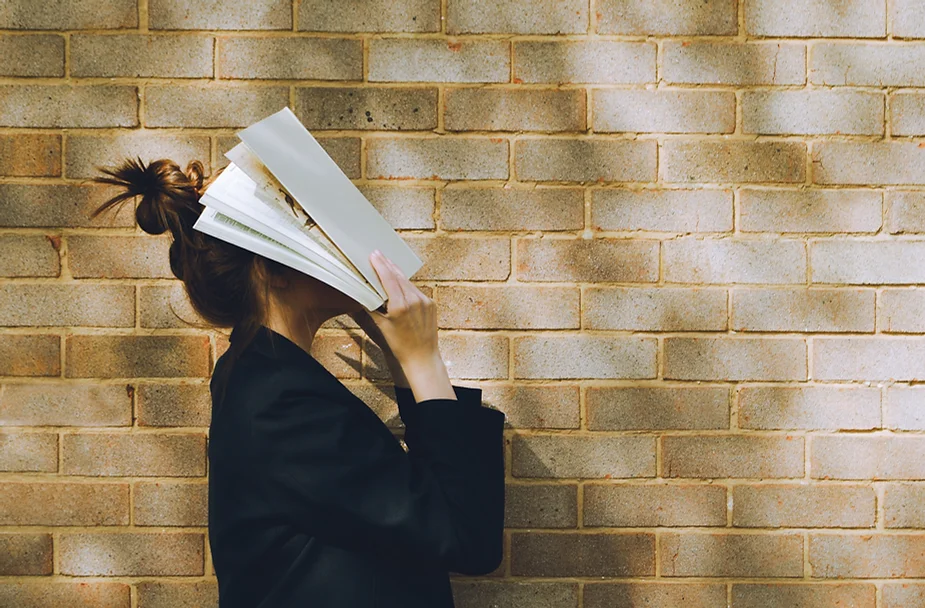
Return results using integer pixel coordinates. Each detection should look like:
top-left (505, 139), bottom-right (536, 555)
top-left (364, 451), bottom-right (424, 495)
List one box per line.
top-left (192, 207), bottom-right (383, 310)
top-left (203, 164), bottom-right (369, 292)
top-left (224, 143), bottom-right (362, 278)
top-left (235, 108), bottom-right (423, 300)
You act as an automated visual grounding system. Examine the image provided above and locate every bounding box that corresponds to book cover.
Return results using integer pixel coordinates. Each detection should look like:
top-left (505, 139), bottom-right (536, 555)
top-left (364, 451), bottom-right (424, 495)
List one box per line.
top-left (192, 108), bottom-right (424, 311)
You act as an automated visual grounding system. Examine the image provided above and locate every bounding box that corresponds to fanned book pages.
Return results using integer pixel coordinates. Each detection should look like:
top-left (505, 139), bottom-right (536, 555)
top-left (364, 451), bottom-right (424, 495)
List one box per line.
top-left (192, 107), bottom-right (424, 311)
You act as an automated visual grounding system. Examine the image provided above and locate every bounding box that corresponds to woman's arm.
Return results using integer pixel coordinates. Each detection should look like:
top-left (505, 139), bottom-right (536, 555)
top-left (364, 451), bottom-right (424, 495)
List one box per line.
top-left (249, 382), bottom-right (505, 575)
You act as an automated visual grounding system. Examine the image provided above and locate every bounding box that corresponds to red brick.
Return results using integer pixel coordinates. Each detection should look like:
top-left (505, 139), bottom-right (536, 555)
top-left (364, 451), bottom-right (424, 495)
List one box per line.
top-left (0, 236), bottom-right (59, 277)
top-left (0, 0), bottom-right (137, 29)
top-left (662, 141), bottom-right (807, 184)
top-left (0, 534), bottom-right (52, 575)
top-left (68, 236), bottom-right (172, 279)
top-left (0, 85), bottom-right (138, 128)
top-left (0, 134), bottom-right (60, 176)
top-left (436, 285), bottom-right (579, 329)
top-left (59, 532), bottom-right (204, 576)
top-left (591, 189), bottom-right (733, 233)
top-left (812, 435), bottom-right (925, 480)
top-left (733, 584), bottom-right (875, 608)
top-left (885, 387), bottom-right (925, 430)
top-left (511, 532), bottom-right (654, 577)
top-left (504, 484), bottom-right (577, 528)
top-left (0, 482), bottom-right (129, 526)
top-left (445, 88), bottom-right (586, 132)
top-left (447, 0), bottom-right (587, 34)
top-left (134, 481), bottom-right (207, 526)
top-left (732, 484), bottom-right (876, 528)
top-left (587, 386), bottom-right (730, 430)
top-left (516, 238), bottom-right (658, 282)
top-left (480, 384), bottom-right (580, 429)
top-left (584, 583), bottom-right (726, 608)
top-left (298, 0), bottom-right (439, 33)
top-left (810, 534), bottom-right (925, 578)
top-left (136, 383), bottom-right (211, 427)
top-left (62, 432), bottom-right (206, 477)
top-left (149, 0), bottom-right (290, 30)
top-left (403, 235), bottom-right (511, 280)
top-left (0, 383), bottom-right (131, 426)
top-left (593, 90), bottom-right (735, 134)
top-left (65, 335), bottom-right (211, 378)
top-left (738, 386), bottom-right (880, 430)
top-left (515, 139), bottom-right (657, 183)
top-left (884, 483), bottom-right (925, 528)
top-left (584, 483), bottom-right (727, 527)
top-left (135, 581), bottom-right (218, 608)
top-left (513, 335), bottom-right (657, 379)
top-left (664, 338), bottom-right (807, 381)
top-left (441, 187), bottom-right (584, 231)
top-left (0, 432), bottom-right (57, 472)
top-left (584, 287), bottom-right (728, 332)
top-left (452, 581), bottom-right (578, 607)
top-left (663, 435), bottom-right (805, 479)
top-left (661, 533), bottom-right (803, 577)
top-left (367, 137), bottom-right (509, 180)
top-left (512, 434), bottom-right (655, 478)
top-left (513, 40), bottom-right (655, 84)
top-left (0, 284), bottom-right (134, 327)
top-left (0, 582), bottom-right (130, 608)
top-left (0, 334), bottom-right (60, 377)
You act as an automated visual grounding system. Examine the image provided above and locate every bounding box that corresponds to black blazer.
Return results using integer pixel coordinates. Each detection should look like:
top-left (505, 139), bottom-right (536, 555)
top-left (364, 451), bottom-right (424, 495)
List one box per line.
top-left (208, 323), bottom-right (506, 607)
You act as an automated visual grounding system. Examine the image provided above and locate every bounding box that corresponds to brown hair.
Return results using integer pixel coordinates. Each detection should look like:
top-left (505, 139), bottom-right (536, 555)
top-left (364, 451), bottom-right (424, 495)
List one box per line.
top-left (89, 157), bottom-right (289, 410)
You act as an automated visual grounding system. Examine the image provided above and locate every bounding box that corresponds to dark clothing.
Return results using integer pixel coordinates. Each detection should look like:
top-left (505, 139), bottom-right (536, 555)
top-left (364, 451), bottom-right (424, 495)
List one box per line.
top-left (208, 323), bottom-right (506, 608)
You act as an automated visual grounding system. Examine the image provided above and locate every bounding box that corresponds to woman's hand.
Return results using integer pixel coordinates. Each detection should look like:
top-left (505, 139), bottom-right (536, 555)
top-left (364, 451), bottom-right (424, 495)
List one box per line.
top-left (362, 250), bottom-right (440, 367)
top-left (359, 250), bottom-right (456, 402)
top-left (348, 308), bottom-right (410, 389)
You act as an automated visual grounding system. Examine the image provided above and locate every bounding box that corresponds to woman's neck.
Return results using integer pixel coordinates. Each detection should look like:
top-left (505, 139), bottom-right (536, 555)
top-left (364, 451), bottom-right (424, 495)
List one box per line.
top-left (263, 305), bottom-right (329, 356)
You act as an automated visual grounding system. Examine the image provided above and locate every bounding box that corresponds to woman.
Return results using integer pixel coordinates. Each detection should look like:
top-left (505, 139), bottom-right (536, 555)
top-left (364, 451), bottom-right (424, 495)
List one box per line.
top-left (90, 158), bottom-right (506, 607)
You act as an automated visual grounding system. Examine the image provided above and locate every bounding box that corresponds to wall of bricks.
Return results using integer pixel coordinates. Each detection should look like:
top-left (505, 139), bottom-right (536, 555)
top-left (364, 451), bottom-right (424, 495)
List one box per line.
top-left (1, 0), bottom-right (925, 606)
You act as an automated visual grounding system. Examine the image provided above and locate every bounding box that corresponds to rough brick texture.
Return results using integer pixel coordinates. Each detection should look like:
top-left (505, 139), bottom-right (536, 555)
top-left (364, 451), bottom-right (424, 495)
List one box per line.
top-left (2, 0), bottom-right (923, 602)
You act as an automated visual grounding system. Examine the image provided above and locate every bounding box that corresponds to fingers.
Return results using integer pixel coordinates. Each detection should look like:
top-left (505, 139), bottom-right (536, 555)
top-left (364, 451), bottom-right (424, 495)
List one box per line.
top-left (369, 250), bottom-right (407, 313)
top-left (381, 252), bottom-right (427, 305)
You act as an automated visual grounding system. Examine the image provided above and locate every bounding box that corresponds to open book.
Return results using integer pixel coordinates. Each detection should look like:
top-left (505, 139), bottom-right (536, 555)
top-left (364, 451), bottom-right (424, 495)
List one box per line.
top-left (192, 107), bottom-right (424, 311)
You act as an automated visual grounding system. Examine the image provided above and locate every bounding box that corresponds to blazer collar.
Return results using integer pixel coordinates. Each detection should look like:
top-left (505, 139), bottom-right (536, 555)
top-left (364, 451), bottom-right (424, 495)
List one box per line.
top-left (230, 323), bottom-right (317, 366)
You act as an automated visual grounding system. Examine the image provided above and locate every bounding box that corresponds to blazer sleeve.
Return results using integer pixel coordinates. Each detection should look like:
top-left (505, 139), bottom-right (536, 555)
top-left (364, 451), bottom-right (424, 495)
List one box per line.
top-left (248, 382), bottom-right (506, 576)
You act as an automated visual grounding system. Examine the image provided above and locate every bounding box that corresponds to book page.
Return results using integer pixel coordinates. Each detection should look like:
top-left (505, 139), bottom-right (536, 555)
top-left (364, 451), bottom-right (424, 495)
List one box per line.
top-left (224, 143), bottom-right (365, 282)
top-left (235, 108), bottom-right (423, 301)
top-left (200, 164), bottom-right (372, 294)
top-left (192, 207), bottom-right (384, 311)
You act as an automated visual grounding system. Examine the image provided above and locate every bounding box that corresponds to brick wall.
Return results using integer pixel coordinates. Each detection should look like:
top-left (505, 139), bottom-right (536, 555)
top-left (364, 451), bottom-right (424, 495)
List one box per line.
top-left (1, 0), bottom-right (925, 606)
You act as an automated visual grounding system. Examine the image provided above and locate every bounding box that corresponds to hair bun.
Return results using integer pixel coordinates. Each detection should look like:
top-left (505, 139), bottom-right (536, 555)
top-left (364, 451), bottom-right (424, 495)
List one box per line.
top-left (91, 157), bottom-right (203, 236)
top-left (185, 160), bottom-right (205, 194)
